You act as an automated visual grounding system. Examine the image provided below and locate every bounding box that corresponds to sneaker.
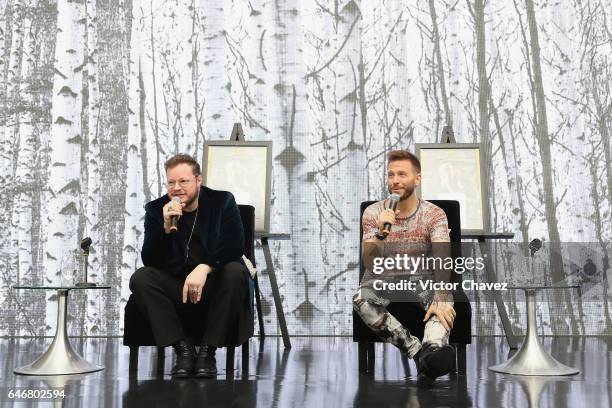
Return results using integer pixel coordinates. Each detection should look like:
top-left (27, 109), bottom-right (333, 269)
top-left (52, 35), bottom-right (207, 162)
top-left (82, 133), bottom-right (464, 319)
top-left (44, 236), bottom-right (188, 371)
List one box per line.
top-left (416, 343), bottom-right (455, 384)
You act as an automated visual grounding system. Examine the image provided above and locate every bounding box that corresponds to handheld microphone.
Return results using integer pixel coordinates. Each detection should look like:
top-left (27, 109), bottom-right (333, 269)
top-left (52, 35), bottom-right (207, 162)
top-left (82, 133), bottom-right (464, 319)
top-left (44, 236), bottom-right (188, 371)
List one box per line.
top-left (383, 193), bottom-right (401, 232)
top-left (169, 196), bottom-right (181, 233)
top-left (375, 193), bottom-right (401, 240)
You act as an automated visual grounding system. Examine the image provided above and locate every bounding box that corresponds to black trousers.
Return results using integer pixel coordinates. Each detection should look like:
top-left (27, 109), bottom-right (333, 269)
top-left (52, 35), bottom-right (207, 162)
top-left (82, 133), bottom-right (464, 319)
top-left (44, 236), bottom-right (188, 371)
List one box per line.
top-left (129, 262), bottom-right (252, 347)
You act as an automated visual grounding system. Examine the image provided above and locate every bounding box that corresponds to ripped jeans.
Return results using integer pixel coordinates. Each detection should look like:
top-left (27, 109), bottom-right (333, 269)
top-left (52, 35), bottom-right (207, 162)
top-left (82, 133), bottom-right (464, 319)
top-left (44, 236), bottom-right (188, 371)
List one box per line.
top-left (353, 282), bottom-right (450, 359)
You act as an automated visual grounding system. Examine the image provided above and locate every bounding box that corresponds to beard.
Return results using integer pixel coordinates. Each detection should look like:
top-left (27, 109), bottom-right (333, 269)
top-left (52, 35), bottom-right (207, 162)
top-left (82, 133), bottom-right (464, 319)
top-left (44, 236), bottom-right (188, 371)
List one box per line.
top-left (388, 185), bottom-right (415, 201)
top-left (183, 190), bottom-right (199, 208)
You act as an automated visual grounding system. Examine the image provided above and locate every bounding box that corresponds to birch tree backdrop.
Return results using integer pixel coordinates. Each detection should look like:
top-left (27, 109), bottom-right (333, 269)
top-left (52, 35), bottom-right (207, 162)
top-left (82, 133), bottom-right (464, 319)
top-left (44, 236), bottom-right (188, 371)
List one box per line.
top-left (0, 0), bottom-right (610, 337)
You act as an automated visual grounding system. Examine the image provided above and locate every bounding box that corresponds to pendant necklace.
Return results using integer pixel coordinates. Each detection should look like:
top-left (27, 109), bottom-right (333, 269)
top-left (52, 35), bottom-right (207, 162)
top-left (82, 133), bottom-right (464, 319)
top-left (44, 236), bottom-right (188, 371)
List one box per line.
top-left (185, 203), bottom-right (199, 261)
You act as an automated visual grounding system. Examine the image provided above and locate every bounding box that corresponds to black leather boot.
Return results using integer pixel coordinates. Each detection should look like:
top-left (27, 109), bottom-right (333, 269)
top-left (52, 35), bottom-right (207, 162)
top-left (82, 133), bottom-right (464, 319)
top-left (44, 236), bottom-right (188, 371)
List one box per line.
top-left (194, 344), bottom-right (217, 378)
top-left (416, 343), bottom-right (455, 385)
top-left (171, 339), bottom-right (196, 379)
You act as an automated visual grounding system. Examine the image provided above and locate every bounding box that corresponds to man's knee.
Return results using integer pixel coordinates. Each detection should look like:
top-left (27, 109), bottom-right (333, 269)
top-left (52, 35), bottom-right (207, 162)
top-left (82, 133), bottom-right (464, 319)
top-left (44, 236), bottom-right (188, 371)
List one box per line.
top-left (353, 290), bottom-right (366, 309)
top-left (353, 293), bottom-right (386, 329)
top-left (129, 266), bottom-right (160, 293)
top-left (218, 262), bottom-right (246, 285)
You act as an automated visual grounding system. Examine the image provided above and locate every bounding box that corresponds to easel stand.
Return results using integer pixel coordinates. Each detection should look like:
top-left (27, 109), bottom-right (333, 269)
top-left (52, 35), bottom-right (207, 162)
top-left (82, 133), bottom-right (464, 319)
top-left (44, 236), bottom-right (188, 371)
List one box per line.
top-left (256, 233), bottom-right (292, 349)
top-left (223, 123), bottom-right (291, 348)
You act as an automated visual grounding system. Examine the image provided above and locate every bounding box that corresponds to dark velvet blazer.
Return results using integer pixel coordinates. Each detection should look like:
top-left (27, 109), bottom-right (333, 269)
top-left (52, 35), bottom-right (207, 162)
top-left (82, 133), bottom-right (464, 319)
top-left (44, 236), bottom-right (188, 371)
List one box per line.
top-left (141, 186), bottom-right (246, 275)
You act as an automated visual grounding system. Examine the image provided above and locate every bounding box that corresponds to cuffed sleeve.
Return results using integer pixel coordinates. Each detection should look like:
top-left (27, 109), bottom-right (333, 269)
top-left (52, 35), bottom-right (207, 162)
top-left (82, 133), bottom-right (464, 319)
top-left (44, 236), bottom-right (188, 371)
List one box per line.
top-left (141, 211), bottom-right (174, 268)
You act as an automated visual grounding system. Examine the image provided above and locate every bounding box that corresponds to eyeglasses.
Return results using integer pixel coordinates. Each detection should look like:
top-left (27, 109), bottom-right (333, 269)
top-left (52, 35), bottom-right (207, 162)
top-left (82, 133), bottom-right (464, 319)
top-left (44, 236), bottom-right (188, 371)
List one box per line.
top-left (167, 178), bottom-right (195, 189)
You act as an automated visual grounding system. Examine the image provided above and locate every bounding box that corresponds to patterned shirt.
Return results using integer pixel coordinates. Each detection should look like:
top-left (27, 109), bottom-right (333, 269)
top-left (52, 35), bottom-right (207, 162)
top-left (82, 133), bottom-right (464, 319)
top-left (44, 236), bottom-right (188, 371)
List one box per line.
top-left (360, 199), bottom-right (451, 304)
top-left (362, 199), bottom-right (450, 278)
top-left (362, 199), bottom-right (450, 243)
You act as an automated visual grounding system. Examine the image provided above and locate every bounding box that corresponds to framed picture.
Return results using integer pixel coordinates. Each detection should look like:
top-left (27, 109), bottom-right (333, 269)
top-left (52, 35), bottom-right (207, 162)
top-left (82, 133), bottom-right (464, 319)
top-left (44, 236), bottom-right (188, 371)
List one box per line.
top-left (415, 143), bottom-right (488, 234)
top-left (202, 141), bottom-right (272, 233)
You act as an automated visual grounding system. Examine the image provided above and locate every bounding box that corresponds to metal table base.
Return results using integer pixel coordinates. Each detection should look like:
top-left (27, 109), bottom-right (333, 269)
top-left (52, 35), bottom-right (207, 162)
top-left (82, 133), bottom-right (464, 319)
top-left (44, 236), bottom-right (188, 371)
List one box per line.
top-left (489, 288), bottom-right (579, 376)
top-left (14, 289), bottom-right (104, 376)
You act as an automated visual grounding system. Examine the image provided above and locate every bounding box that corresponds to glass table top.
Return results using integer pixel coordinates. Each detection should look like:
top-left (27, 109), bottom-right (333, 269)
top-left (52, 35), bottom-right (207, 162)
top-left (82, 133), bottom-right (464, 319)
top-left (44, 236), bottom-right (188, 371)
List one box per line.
top-left (505, 285), bottom-right (580, 290)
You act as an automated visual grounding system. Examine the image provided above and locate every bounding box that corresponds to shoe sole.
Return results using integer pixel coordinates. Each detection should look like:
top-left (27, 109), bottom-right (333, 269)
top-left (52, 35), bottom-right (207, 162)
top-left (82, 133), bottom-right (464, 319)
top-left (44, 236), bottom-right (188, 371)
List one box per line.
top-left (171, 372), bottom-right (193, 379)
top-left (416, 372), bottom-right (435, 387)
top-left (194, 371), bottom-right (217, 379)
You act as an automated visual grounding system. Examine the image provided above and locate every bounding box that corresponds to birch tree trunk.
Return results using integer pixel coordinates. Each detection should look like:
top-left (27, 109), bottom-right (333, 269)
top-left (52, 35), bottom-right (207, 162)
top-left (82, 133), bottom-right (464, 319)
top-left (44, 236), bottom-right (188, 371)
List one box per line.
top-left (580, 0), bottom-right (612, 331)
top-left (268, 0), bottom-right (315, 334)
top-left (504, 106), bottom-right (531, 246)
top-left (80, 0), bottom-right (101, 335)
top-left (523, 0), bottom-right (573, 333)
top-left (120, 0), bottom-right (144, 332)
top-left (10, 0), bottom-right (36, 336)
top-left (23, 0), bottom-right (56, 337)
top-left (428, 0), bottom-right (452, 140)
top-left (188, 0), bottom-right (204, 159)
top-left (306, 0), bottom-right (365, 333)
top-left (472, 0), bottom-right (492, 229)
top-left (584, 0), bottom-right (612, 221)
top-left (139, 64), bottom-right (151, 203)
top-left (0, 0), bottom-right (8, 110)
top-left (586, 145), bottom-right (611, 332)
top-left (44, 0), bottom-right (84, 334)
top-left (135, 1), bottom-right (158, 196)
top-left (0, 0), bottom-right (23, 336)
top-left (589, 61), bottom-right (612, 333)
top-left (224, 0), bottom-right (270, 138)
top-left (0, 0), bottom-right (22, 185)
top-left (200, 0), bottom-right (231, 138)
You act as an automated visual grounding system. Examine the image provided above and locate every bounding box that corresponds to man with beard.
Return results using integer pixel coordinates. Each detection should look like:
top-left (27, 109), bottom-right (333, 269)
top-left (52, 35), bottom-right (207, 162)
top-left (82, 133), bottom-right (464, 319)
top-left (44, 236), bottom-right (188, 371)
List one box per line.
top-left (353, 150), bottom-right (456, 384)
top-left (129, 154), bottom-right (253, 378)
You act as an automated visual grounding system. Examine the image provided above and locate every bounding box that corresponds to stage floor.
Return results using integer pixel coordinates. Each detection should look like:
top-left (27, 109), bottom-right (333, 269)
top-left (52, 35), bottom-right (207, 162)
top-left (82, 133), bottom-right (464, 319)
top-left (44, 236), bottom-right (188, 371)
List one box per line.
top-left (0, 336), bottom-right (610, 407)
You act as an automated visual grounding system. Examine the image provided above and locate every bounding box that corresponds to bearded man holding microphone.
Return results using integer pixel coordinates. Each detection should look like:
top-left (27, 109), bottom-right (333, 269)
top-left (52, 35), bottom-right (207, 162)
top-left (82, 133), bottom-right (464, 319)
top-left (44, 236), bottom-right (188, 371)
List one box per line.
top-left (353, 150), bottom-right (457, 385)
top-left (129, 154), bottom-right (253, 379)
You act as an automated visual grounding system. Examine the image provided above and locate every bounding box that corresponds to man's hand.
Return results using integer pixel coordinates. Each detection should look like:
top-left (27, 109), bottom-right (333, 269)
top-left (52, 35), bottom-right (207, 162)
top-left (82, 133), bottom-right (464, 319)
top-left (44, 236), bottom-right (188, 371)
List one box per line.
top-left (182, 264), bottom-right (213, 303)
top-left (423, 301), bottom-right (456, 331)
top-left (377, 208), bottom-right (400, 236)
top-left (163, 199), bottom-right (185, 234)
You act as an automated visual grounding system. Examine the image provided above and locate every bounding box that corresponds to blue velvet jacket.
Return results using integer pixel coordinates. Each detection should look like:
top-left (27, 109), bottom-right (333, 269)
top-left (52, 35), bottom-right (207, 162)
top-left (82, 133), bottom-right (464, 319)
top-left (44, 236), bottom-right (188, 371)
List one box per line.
top-left (141, 186), bottom-right (254, 310)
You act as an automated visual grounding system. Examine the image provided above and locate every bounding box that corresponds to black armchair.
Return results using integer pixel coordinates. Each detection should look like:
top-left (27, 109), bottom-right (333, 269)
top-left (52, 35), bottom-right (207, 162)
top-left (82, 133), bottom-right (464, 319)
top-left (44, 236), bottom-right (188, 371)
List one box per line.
top-left (352, 200), bottom-right (471, 374)
top-left (123, 204), bottom-right (259, 378)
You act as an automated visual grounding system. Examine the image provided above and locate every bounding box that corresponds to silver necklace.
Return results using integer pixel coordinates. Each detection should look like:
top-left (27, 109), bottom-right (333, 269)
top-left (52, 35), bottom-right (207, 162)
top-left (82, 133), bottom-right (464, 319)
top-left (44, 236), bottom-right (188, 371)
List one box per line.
top-left (185, 203), bottom-right (199, 261)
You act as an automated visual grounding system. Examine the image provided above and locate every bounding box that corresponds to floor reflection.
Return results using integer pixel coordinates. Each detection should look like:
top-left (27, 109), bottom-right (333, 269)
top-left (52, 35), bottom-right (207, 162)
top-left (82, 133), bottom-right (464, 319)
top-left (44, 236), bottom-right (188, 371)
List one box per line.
top-left (0, 337), bottom-right (609, 407)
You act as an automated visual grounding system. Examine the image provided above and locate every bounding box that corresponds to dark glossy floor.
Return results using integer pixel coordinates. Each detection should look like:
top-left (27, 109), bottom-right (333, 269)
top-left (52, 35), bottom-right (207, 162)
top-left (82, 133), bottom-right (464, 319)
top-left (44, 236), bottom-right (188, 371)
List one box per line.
top-left (0, 336), bottom-right (610, 407)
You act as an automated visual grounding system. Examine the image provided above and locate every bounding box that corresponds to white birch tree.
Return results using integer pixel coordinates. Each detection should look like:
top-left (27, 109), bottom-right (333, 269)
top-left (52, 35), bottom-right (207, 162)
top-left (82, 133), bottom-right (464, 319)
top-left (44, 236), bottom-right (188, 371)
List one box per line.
top-left (0, 0), bottom-right (22, 186)
top-left (81, 0), bottom-right (102, 336)
top-left (10, 0), bottom-right (37, 336)
top-left (304, 0), bottom-right (368, 333)
top-left (44, 0), bottom-right (84, 334)
top-left (268, 0), bottom-right (319, 334)
top-left (199, 0), bottom-right (232, 139)
top-left (187, 0), bottom-right (206, 160)
top-left (0, 0), bottom-right (8, 107)
top-left (120, 0), bottom-right (145, 332)
top-left (0, 0), bottom-right (23, 337)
